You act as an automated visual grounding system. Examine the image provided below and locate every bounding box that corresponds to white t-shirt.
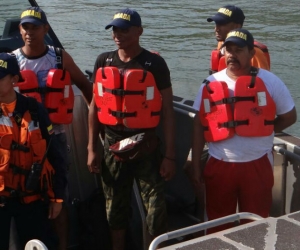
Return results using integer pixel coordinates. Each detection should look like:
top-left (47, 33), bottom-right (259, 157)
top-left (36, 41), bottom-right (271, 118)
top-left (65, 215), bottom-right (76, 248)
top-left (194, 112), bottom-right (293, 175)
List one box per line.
top-left (193, 68), bottom-right (295, 162)
top-left (13, 46), bottom-right (65, 134)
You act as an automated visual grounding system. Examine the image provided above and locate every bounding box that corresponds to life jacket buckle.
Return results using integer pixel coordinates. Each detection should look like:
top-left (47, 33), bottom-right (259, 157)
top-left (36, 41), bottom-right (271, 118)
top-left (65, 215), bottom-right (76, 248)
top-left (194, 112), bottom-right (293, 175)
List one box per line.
top-left (224, 97), bottom-right (238, 104)
top-left (221, 121), bottom-right (238, 128)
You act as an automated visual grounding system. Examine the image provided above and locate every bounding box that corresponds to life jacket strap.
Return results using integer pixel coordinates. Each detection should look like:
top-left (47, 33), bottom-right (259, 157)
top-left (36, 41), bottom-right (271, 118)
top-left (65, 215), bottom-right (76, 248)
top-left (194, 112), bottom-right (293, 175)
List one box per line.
top-left (220, 120), bottom-right (249, 128)
top-left (47, 108), bottom-right (73, 114)
top-left (111, 110), bottom-right (137, 118)
top-left (9, 164), bottom-right (30, 175)
top-left (264, 120), bottom-right (275, 125)
top-left (4, 186), bottom-right (41, 198)
top-left (105, 88), bottom-right (144, 96)
top-left (11, 141), bottom-right (30, 152)
top-left (212, 96), bottom-right (255, 106)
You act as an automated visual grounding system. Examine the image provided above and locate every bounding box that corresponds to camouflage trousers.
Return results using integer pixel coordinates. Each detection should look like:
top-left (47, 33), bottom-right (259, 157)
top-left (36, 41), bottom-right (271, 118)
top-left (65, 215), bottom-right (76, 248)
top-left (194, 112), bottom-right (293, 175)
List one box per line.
top-left (101, 146), bottom-right (168, 236)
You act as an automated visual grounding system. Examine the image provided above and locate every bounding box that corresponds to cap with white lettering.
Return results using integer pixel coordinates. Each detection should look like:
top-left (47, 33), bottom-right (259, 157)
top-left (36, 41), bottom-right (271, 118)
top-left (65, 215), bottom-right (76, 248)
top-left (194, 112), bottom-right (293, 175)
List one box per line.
top-left (0, 53), bottom-right (20, 79)
top-left (105, 8), bottom-right (141, 30)
top-left (20, 7), bottom-right (48, 26)
top-left (221, 28), bottom-right (254, 49)
top-left (207, 5), bottom-right (245, 25)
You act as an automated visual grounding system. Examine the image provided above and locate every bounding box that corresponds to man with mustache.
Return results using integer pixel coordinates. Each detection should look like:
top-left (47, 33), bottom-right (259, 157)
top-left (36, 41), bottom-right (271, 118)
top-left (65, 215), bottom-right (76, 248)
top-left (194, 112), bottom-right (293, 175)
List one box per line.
top-left (207, 5), bottom-right (270, 74)
top-left (191, 28), bottom-right (296, 234)
top-left (184, 6), bottom-right (271, 223)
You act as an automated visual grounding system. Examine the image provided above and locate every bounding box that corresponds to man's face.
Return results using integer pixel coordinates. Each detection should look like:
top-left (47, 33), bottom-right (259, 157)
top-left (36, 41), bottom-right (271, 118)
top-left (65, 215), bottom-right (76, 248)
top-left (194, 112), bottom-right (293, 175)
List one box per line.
top-left (224, 42), bottom-right (255, 72)
top-left (0, 74), bottom-right (17, 98)
top-left (214, 22), bottom-right (241, 41)
top-left (19, 23), bottom-right (49, 46)
top-left (112, 26), bottom-right (142, 49)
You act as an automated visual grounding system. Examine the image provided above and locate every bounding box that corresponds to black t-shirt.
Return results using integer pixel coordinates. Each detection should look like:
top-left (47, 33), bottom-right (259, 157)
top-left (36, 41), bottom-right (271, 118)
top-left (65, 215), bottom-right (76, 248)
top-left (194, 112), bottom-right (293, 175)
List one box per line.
top-left (92, 49), bottom-right (172, 139)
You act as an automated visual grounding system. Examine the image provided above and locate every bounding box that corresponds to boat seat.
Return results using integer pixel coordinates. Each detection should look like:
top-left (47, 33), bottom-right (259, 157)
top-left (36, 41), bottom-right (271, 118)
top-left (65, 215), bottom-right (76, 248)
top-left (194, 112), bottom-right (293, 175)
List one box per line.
top-left (2, 18), bottom-right (21, 39)
top-left (0, 18), bottom-right (24, 52)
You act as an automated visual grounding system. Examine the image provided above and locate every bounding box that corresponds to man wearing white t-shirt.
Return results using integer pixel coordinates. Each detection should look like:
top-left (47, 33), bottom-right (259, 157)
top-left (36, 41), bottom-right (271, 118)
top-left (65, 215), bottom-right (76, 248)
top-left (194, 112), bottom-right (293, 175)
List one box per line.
top-left (191, 28), bottom-right (297, 234)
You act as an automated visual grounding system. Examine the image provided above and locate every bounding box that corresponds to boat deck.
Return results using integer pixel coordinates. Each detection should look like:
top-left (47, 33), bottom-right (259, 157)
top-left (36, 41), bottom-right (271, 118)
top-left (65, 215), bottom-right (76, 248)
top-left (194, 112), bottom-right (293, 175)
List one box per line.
top-left (160, 211), bottom-right (300, 250)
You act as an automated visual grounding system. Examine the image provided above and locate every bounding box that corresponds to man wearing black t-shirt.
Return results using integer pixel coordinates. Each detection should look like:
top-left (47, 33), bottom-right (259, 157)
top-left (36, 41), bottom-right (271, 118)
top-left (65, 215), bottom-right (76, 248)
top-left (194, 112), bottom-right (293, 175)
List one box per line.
top-left (87, 8), bottom-right (176, 250)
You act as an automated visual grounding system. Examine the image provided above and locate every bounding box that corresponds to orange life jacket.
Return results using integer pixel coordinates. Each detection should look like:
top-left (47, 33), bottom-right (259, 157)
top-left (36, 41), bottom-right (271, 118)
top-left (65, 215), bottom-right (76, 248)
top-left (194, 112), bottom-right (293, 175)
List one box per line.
top-left (199, 72), bottom-right (276, 142)
top-left (45, 69), bottom-right (74, 124)
top-left (94, 67), bottom-right (162, 129)
top-left (14, 70), bottom-right (42, 103)
top-left (254, 40), bottom-right (270, 69)
top-left (210, 40), bottom-right (271, 74)
top-left (14, 69), bottom-right (74, 124)
top-left (0, 99), bottom-right (55, 204)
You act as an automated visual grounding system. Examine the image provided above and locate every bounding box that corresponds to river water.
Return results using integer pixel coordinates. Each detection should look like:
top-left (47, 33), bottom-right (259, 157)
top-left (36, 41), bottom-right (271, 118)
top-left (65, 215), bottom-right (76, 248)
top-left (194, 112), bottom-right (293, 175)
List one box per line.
top-left (1, 0), bottom-right (300, 137)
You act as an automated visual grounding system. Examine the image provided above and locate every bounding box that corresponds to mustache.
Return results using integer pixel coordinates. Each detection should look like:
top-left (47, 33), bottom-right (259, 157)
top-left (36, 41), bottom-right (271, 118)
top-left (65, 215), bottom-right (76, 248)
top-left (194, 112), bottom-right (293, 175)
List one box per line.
top-left (227, 58), bottom-right (240, 64)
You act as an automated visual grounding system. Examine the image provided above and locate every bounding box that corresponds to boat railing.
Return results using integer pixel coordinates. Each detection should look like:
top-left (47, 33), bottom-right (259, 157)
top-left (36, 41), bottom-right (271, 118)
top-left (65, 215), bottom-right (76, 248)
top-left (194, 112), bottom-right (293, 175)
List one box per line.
top-left (273, 144), bottom-right (300, 162)
top-left (148, 212), bottom-right (263, 250)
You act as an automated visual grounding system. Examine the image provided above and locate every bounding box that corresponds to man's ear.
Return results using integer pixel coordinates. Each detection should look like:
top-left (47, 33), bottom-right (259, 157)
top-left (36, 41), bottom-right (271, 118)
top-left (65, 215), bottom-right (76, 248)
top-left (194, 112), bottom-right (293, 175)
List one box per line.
top-left (12, 74), bottom-right (19, 84)
top-left (138, 26), bottom-right (143, 36)
top-left (44, 24), bottom-right (50, 34)
top-left (250, 47), bottom-right (256, 58)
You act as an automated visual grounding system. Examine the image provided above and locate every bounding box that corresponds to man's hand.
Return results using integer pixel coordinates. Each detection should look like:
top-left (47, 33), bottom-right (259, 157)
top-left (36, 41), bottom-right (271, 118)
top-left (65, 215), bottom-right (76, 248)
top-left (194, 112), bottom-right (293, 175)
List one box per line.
top-left (87, 149), bottom-right (101, 174)
top-left (48, 202), bottom-right (62, 219)
top-left (160, 158), bottom-right (176, 181)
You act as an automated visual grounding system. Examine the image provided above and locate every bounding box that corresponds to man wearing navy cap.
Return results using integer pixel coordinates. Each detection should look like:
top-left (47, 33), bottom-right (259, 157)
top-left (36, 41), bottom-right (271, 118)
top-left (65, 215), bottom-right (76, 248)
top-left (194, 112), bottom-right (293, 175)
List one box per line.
top-left (0, 52), bottom-right (66, 249)
top-left (207, 5), bottom-right (245, 42)
top-left (191, 28), bottom-right (296, 234)
top-left (13, 6), bottom-right (93, 250)
top-left (105, 8), bottom-right (142, 29)
top-left (19, 7), bottom-right (49, 26)
top-left (88, 8), bottom-right (175, 249)
top-left (207, 5), bottom-right (270, 73)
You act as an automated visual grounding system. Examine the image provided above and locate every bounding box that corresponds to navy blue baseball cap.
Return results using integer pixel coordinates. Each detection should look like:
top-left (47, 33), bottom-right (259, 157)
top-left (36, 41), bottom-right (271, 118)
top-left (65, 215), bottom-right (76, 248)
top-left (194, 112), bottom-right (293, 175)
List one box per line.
top-left (207, 5), bottom-right (245, 25)
top-left (105, 8), bottom-right (142, 30)
top-left (20, 7), bottom-right (48, 26)
top-left (0, 53), bottom-right (20, 79)
top-left (221, 28), bottom-right (254, 49)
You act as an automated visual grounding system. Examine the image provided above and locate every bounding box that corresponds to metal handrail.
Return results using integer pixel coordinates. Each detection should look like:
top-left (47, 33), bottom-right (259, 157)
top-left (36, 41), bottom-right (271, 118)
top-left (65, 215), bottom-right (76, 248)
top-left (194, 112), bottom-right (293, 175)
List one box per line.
top-left (148, 212), bottom-right (263, 250)
top-left (273, 145), bottom-right (300, 162)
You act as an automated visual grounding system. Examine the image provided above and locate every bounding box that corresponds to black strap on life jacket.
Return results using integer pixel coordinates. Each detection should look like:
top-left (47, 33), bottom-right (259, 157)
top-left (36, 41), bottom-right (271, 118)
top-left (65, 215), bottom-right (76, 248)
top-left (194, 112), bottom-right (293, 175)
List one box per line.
top-left (3, 186), bottom-right (42, 200)
top-left (55, 47), bottom-right (63, 70)
top-left (11, 94), bottom-right (39, 151)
